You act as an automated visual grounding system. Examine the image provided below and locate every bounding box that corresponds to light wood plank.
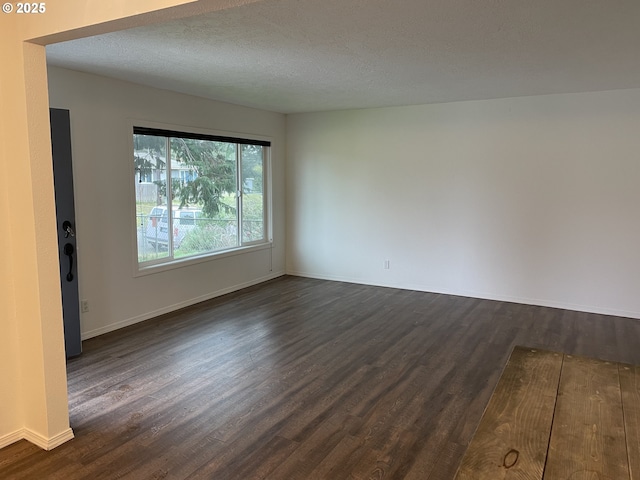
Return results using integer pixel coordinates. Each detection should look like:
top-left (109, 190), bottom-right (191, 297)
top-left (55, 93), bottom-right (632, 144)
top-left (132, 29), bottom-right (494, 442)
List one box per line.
top-left (454, 346), bottom-right (563, 480)
top-left (619, 363), bottom-right (640, 480)
top-left (544, 354), bottom-right (630, 480)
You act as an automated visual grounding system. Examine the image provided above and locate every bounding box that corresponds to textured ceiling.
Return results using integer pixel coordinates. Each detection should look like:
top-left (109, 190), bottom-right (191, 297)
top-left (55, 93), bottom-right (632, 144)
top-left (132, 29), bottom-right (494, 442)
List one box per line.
top-left (46, 0), bottom-right (640, 114)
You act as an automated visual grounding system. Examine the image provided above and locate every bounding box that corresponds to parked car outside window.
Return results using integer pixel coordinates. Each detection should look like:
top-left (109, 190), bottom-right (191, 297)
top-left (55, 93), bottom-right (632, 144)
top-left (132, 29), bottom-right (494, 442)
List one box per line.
top-left (145, 206), bottom-right (202, 249)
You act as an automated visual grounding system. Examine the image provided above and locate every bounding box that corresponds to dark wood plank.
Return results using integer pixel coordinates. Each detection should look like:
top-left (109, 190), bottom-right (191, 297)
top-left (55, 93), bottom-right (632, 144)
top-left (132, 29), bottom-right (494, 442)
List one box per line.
top-left (267, 412), bottom-right (358, 479)
top-left (454, 347), bottom-right (563, 480)
top-left (619, 363), bottom-right (640, 480)
top-left (1, 276), bottom-right (640, 479)
top-left (544, 354), bottom-right (630, 480)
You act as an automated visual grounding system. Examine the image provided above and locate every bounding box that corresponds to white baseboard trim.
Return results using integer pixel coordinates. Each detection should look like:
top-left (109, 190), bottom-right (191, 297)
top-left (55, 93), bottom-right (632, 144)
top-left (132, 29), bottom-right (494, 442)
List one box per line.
top-left (0, 430), bottom-right (24, 449)
top-left (23, 427), bottom-right (75, 450)
top-left (285, 269), bottom-right (640, 320)
top-left (82, 271), bottom-right (286, 340)
top-left (1, 427), bottom-right (74, 451)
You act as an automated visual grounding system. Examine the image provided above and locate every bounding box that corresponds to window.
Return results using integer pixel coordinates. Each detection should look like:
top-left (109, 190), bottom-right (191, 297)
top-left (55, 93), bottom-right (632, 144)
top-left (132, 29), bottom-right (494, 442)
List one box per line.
top-left (133, 126), bottom-right (270, 267)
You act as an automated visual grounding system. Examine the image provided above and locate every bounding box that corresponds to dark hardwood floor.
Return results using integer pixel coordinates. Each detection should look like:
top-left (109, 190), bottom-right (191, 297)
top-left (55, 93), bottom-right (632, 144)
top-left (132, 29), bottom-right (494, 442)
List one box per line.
top-left (2, 275), bottom-right (639, 479)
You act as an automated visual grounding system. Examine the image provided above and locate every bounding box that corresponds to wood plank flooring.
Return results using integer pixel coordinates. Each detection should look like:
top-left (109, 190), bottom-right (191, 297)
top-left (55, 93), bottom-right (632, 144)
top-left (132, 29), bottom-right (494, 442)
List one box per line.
top-left (455, 347), bottom-right (640, 479)
top-left (2, 275), bottom-right (640, 479)
top-left (546, 353), bottom-right (629, 479)
top-left (454, 348), bottom-right (563, 480)
top-left (620, 365), bottom-right (640, 480)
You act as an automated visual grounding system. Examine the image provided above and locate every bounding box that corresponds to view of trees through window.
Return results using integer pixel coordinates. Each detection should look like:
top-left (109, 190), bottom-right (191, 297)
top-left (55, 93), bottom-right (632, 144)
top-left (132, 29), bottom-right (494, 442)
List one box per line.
top-left (133, 128), bottom-right (268, 265)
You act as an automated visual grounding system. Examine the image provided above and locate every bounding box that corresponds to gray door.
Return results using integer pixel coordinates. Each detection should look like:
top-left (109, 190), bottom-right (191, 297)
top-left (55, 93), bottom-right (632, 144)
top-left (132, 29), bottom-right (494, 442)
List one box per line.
top-left (50, 108), bottom-right (82, 358)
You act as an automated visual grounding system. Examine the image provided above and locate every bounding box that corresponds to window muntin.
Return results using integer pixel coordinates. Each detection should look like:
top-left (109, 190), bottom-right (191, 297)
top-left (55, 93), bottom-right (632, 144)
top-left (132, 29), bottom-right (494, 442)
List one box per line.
top-left (133, 127), bottom-right (269, 267)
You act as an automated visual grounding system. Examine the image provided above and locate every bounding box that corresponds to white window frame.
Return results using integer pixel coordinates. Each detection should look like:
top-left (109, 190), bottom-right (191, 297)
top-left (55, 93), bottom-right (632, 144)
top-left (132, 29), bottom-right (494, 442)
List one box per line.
top-left (130, 120), bottom-right (273, 276)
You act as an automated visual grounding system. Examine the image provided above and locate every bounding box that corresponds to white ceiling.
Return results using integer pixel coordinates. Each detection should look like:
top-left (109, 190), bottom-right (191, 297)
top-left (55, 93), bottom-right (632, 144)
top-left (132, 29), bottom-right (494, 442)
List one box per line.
top-left (46, 0), bottom-right (640, 114)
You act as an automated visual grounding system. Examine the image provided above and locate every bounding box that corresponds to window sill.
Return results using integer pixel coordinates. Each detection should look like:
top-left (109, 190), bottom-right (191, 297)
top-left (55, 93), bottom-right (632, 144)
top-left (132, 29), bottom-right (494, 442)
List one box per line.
top-left (134, 242), bottom-right (272, 277)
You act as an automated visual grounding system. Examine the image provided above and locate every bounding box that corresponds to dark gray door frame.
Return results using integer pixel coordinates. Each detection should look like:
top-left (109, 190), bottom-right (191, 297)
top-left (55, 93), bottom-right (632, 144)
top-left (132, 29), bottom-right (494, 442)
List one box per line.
top-left (50, 108), bottom-right (82, 358)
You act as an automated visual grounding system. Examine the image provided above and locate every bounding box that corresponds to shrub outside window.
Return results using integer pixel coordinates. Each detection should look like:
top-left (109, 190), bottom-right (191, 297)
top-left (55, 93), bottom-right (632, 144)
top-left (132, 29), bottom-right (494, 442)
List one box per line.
top-left (133, 126), bottom-right (270, 267)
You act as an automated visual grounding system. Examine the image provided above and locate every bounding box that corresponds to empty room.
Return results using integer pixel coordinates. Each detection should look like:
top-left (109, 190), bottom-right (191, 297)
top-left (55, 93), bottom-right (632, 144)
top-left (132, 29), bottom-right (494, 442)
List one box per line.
top-left (2, 1), bottom-right (640, 479)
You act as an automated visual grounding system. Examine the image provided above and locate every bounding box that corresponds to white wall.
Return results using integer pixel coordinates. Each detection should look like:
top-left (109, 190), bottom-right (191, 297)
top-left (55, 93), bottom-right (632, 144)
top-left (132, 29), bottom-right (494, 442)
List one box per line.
top-left (286, 89), bottom-right (640, 319)
top-left (47, 66), bottom-right (286, 339)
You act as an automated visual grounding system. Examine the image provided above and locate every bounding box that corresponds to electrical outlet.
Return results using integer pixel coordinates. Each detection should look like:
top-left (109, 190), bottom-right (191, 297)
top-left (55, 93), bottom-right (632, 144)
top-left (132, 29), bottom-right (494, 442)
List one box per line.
top-left (81, 300), bottom-right (89, 313)
top-left (384, 260), bottom-right (390, 269)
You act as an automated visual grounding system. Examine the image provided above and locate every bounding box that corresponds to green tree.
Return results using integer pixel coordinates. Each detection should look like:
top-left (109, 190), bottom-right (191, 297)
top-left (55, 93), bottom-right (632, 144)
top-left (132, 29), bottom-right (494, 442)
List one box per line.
top-left (134, 134), bottom-right (167, 205)
top-left (171, 138), bottom-right (237, 218)
top-left (134, 134), bottom-right (166, 180)
top-left (133, 134), bottom-right (263, 220)
top-left (241, 144), bottom-right (263, 192)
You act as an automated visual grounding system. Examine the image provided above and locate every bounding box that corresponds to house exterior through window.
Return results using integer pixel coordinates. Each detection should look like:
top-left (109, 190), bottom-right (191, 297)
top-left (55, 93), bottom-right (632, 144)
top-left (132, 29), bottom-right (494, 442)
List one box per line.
top-left (133, 126), bottom-right (270, 268)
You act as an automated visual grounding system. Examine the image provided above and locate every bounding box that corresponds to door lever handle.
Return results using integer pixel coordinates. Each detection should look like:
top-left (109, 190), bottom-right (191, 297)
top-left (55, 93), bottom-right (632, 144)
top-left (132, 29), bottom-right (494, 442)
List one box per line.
top-left (63, 243), bottom-right (74, 282)
top-left (63, 220), bottom-right (75, 238)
